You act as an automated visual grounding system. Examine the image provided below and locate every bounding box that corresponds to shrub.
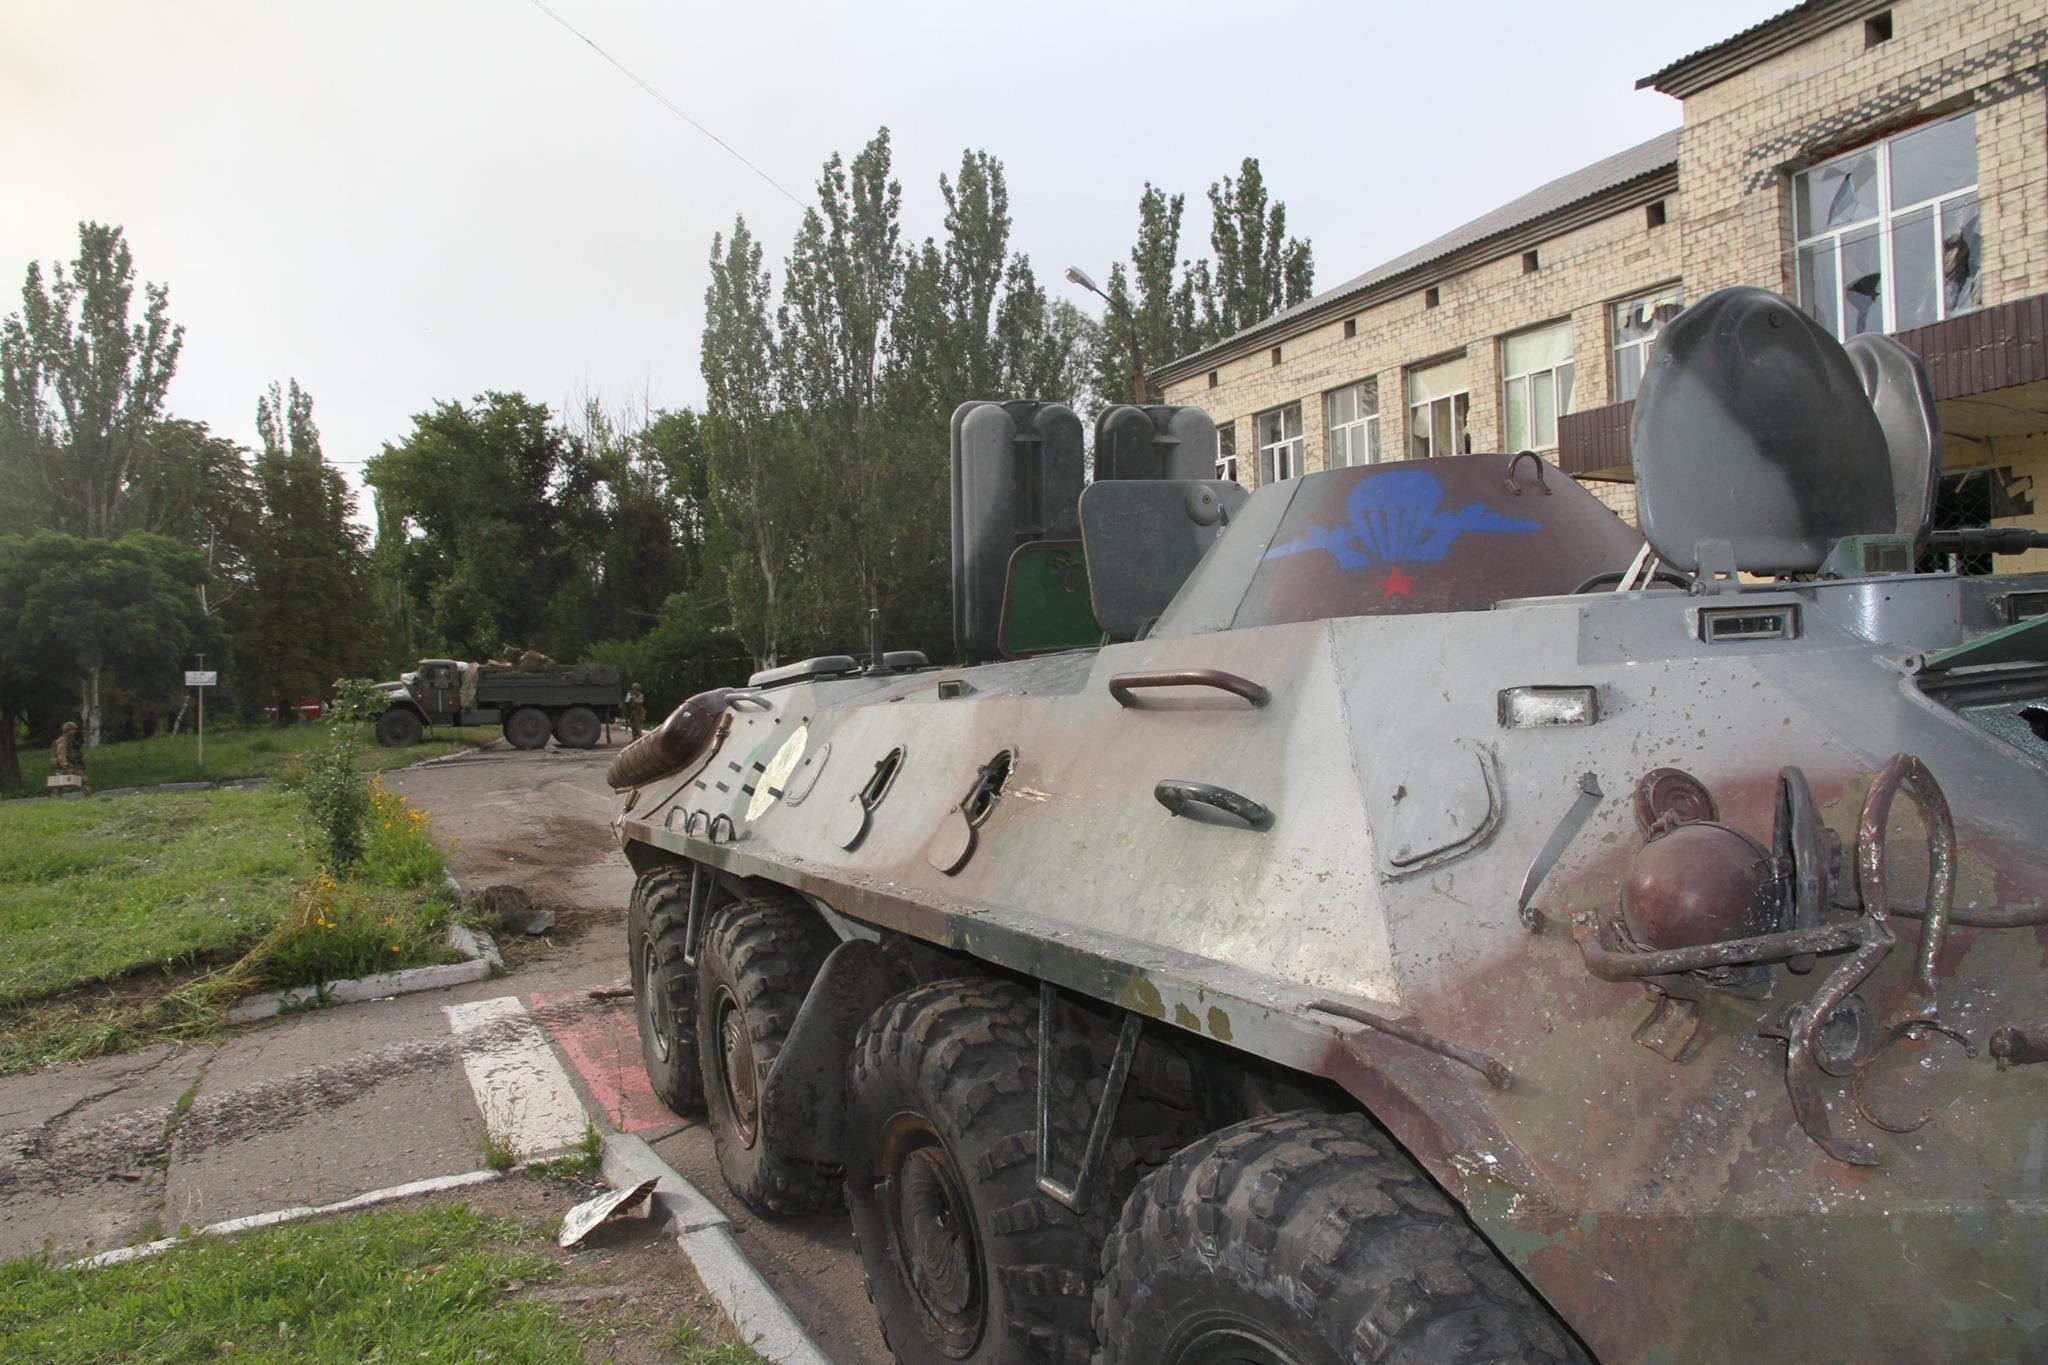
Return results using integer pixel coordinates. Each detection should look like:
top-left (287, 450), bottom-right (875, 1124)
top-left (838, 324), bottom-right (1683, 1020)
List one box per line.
top-left (286, 679), bottom-right (389, 873)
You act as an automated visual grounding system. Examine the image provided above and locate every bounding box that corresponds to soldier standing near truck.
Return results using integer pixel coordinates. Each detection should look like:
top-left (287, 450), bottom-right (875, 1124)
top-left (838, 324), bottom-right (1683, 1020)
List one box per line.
top-left (625, 683), bottom-right (646, 739)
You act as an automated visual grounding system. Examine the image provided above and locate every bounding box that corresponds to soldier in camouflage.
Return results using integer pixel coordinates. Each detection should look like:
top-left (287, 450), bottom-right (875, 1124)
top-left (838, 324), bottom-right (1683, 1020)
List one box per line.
top-left (49, 720), bottom-right (89, 796)
top-left (626, 683), bottom-right (646, 739)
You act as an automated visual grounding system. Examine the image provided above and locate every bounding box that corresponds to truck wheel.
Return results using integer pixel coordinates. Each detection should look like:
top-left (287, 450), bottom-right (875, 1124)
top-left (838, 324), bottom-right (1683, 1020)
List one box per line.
top-left (1094, 1111), bottom-right (1587, 1365)
top-left (628, 865), bottom-right (705, 1116)
top-left (696, 888), bottom-right (840, 1215)
top-left (375, 708), bottom-right (423, 748)
top-left (504, 706), bottom-right (552, 750)
top-left (846, 978), bottom-right (1129, 1364)
top-left (554, 706), bottom-right (600, 749)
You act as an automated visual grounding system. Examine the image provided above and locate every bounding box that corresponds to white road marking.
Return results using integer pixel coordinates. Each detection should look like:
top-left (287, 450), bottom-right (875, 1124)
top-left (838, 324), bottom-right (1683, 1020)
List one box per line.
top-left (444, 996), bottom-right (591, 1158)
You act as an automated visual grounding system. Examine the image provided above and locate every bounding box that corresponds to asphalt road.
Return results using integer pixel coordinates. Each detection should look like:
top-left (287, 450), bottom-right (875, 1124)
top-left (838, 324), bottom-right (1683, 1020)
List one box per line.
top-left (0, 739), bottom-right (885, 1364)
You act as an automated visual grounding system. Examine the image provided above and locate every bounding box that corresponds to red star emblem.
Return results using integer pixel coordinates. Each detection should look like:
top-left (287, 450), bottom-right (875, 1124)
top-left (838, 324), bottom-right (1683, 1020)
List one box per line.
top-left (1379, 566), bottom-right (1416, 598)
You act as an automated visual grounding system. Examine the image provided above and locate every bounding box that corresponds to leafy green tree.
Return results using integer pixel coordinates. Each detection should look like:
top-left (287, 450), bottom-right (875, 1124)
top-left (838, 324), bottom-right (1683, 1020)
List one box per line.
top-left (588, 590), bottom-right (750, 717)
top-left (779, 129), bottom-right (905, 639)
top-left (0, 531), bottom-right (209, 789)
top-left (702, 217), bottom-right (801, 669)
top-left (1202, 158), bottom-right (1316, 337)
top-left (1094, 162), bottom-right (1314, 401)
top-left (0, 223), bottom-right (185, 537)
top-left (232, 381), bottom-right (377, 718)
top-left (366, 392), bottom-right (583, 662)
top-left (995, 265), bottom-right (1100, 405)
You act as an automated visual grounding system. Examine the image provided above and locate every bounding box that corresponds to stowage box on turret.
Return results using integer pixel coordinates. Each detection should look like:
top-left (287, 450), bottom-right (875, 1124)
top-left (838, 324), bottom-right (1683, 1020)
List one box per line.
top-left (610, 289), bottom-right (2048, 1364)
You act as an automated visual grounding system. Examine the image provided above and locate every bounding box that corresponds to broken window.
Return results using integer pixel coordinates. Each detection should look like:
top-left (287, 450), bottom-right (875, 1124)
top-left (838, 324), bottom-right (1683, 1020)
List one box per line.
top-left (1796, 111), bottom-right (1979, 338)
top-left (1612, 285), bottom-right (1684, 402)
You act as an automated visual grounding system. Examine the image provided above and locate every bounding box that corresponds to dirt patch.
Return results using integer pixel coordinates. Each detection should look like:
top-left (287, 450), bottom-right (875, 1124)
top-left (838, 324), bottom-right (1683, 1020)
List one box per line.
top-left (399, 1174), bottom-right (749, 1362)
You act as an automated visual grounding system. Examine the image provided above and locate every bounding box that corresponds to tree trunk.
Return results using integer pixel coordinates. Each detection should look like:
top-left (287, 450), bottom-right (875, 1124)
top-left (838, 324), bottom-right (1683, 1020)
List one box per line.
top-left (0, 704), bottom-right (20, 791)
top-left (84, 668), bottom-right (103, 747)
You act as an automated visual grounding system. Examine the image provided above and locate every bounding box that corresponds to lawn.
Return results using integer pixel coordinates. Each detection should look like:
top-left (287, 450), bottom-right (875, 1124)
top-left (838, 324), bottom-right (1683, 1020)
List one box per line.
top-left (0, 1200), bottom-right (763, 1363)
top-left (0, 779), bottom-right (461, 1072)
top-left (6, 722), bottom-right (499, 797)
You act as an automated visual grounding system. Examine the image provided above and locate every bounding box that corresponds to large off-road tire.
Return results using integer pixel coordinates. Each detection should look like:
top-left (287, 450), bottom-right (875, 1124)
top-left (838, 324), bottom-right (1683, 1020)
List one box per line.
top-left (695, 888), bottom-right (840, 1215)
top-left (846, 978), bottom-right (1131, 1364)
top-left (1095, 1110), bottom-right (1587, 1365)
top-left (554, 705), bottom-right (600, 749)
top-left (375, 707), bottom-right (423, 748)
top-left (504, 706), bottom-right (552, 750)
top-left (627, 864), bottom-right (705, 1117)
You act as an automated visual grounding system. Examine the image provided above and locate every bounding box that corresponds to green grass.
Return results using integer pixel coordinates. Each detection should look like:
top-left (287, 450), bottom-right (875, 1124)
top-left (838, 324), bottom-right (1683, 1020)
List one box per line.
top-left (0, 1205), bottom-right (582, 1363)
top-left (0, 782), bottom-right (460, 1073)
top-left (0, 791), bottom-right (312, 1007)
top-left (7, 722), bottom-right (498, 797)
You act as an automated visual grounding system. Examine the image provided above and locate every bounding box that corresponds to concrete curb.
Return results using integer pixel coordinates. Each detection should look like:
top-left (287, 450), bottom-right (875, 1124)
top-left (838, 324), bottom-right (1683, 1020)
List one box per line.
top-left (601, 1133), bottom-right (830, 1365)
top-left (227, 871), bottom-right (501, 1023)
top-left (73, 1168), bottom-right (507, 1268)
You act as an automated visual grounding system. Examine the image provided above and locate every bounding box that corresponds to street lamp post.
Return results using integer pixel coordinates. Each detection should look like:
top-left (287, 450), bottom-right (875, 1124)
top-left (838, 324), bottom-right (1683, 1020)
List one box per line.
top-left (1064, 265), bottom-right (1146, 405)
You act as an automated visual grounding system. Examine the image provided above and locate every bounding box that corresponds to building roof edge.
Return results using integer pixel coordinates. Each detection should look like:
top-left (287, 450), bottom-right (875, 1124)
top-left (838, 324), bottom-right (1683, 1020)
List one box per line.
top-left (1637, 0), bottom-right (1893, 98)
top-left (1153, 135), bottom-right (1679, 385)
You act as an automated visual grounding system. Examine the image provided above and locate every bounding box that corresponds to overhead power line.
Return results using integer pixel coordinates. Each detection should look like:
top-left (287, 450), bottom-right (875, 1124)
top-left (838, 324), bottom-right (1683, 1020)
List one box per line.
top-left (521, 0), bottom-right (806, 211)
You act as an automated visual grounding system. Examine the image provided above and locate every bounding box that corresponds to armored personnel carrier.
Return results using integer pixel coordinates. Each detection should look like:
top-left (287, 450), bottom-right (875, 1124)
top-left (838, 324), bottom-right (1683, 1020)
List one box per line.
top-left (610, 287), bottom-right (2048, 1363)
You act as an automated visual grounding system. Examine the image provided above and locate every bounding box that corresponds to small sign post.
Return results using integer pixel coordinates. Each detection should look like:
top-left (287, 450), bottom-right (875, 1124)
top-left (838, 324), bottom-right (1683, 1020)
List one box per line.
top-left (184, 664), bottom-right (218, 767)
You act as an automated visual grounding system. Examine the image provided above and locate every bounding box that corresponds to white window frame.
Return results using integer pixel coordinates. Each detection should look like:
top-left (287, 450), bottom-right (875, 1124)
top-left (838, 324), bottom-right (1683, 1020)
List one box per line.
top-left (1406, 357), bottom-right (1470, 460)
top-left (1500, 321), bottom-right (1575, 453)
top-left (1611, 284), bottom-right (1684, 404)
top-left (1216, 419), bottom-right (1238, 483)
top-left (1794, 111), bottom-right (1980, 339)
top-left (1256, 404), bottom-right (1303, 485)
top-left (1324, 379), bottom-right (1380, 467)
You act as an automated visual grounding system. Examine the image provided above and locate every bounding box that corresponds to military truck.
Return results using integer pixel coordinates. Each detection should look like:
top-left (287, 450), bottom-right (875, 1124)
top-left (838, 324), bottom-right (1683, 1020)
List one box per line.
top-left (609, 288), bottom-right (2048, 1363)
top-left (373, 659), bottom-right (622, 749)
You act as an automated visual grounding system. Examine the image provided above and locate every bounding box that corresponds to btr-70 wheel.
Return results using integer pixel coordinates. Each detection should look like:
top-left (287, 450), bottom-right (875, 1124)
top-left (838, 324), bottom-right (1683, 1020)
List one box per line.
top-left (627, 865), bottom-right (704, 1116)
top-left (1095, 1111), bottom-right (1586, 1365)
top-left (845, 978), bottom-right (1130, 1364)
top-left (695, 888), bottom-right (839, 1215)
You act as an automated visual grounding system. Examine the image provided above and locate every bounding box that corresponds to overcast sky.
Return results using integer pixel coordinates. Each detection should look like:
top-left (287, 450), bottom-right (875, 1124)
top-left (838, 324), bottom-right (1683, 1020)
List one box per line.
top-left (1, 0), bottom-right (1785, 510)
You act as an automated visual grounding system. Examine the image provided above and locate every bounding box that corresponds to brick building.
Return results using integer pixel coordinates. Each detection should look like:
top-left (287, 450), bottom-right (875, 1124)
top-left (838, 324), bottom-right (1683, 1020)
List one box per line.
top-left (1154, 0), bottom-right (2048, 569)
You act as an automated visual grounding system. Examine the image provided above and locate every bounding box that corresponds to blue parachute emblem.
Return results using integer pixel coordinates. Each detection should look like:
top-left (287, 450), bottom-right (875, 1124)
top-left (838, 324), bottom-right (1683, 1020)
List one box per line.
top-left (1263, 468), bottom-right (1540, 570)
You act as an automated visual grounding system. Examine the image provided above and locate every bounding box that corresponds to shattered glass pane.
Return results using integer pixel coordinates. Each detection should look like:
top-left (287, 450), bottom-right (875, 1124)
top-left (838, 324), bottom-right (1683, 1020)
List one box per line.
top-left (1841, 225), bottom-right (1882, 336)
top-left (1799, 148), bottom-right (1878, 235)
top-left (1944, 193), bottom-right (1981, 316)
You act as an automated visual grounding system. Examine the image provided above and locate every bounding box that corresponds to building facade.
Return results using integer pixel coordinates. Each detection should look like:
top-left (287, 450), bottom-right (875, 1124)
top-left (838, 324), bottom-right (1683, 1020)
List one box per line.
top-left (1154, 0), bottom-right (2048, 570)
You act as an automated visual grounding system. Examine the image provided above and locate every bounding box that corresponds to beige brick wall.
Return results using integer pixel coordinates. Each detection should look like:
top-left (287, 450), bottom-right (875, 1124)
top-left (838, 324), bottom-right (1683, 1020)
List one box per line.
top-left (1164, 191), bottom-right (1681, 491)
top-left (1678, 0), bottom-right (2048, 304)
